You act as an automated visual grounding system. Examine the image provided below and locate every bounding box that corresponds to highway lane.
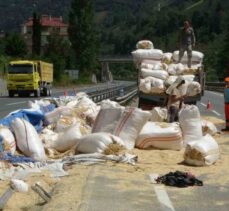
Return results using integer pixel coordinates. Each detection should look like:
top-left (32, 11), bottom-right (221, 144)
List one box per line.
top-left (198, 90), bottom-right (224, 119)
top-left (0, 81), bottom-right (134, 118)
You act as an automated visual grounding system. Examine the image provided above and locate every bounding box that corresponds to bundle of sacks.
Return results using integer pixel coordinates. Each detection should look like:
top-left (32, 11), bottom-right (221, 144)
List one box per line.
top-left (132, 40), bottom-right (203, 96)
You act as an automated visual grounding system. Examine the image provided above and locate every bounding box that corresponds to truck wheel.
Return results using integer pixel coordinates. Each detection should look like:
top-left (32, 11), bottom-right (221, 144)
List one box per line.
top-left (8, 90), bottom-right (14, 97)
top-left (34, 89), bottom-right (40, 97)
top-left (48, 87), bottom-right (52, 96)
top-left (43, 87), bottom-right (48, 96)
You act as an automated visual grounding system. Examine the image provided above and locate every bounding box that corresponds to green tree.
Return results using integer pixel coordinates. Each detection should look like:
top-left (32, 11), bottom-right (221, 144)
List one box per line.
top-left (44, 33), bottom-right (71, 81)
top-left (4, 33), bottom-right (27, 57)
top-left (32, 12), bottom-right (41, 56)
top-left (68, 0), bottom-right (99, 76)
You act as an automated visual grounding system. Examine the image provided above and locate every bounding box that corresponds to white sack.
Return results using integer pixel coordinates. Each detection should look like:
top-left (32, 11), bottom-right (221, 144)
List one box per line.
top-left (163, 52), bottom-right (173, 64)
top-left (136, 40), bottom-right (154, 49)
top-left (186, 81), bottom-right (201, 96)
top-left (179, 105), bottom-right (203, 145)
top-left (113, 107), bottom-right (151, 149)
top-left (49, 124), bottom-right (82, 152)
top-left (141, 68), bottom-right (169, 80)
top-left (201, 120), bottom-right (218, 135)
top-left (184, 134), bottom-right (220, 166)
top-left (132, 49), bottom-right (163, 62)
top-left (55, 116), bottom-right (79, 133)
top-left (150, 107), bottom-right (167, 122)
top-left (10, 179), bottom-right (29, 192)
top-left (173, 50), bottom-right (204, 63)
top-left (0, 126), bottom-right (16, 154)
top-left (11, 118), bottom-right (46, 160)
top-left (148, 77), bottom-right (165, 93)
top-left (165, 75), bottom-right (195, 87)
top-left (139, 79), bottom-right (151, 94)
top-left (44, 106), bottom-right (74, 125)
top-left (92, 105), bottom-right (125, 133)
top-left (168, 63), bottom-right (185, 75)
top-left (76, 132), bottom-right (125, 154)
top-left (136, 122), bottom-right (183, 150)
top-left (141, 63), bottom-right (165, 70)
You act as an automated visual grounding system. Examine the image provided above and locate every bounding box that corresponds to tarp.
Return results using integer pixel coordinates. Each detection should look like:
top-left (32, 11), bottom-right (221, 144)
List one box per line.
top-left (0, 109), bottom-right (44, 132)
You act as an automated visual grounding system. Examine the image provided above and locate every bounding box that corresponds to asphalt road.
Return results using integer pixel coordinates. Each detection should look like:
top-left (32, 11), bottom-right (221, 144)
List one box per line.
top-left (0, 89), bottom-right (228, 211)
top-left (0, 81), bottom-right (130, 118)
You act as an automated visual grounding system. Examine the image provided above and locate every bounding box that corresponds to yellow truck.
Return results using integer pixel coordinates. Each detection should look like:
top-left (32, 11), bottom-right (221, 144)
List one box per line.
top-left (7, 60), bottom-right (53, 97)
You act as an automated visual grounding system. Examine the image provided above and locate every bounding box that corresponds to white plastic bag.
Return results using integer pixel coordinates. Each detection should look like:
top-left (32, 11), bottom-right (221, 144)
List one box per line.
top-left (136, 122), bottom-right (183, 150)
top-left (184, 134), bottom-right (220, 166)
top-left (186, 81), bottom-right (201, 96)
top-left (76, 132), bottom-right (125, 154)
top-left (113, 107), bottom-right (151, 149)
top-left (173, 50), bottom-right (204, 63)
top-left (11, 118), bottom-right (46, 160)
top-left (0, 126), bottom-right (16, 154)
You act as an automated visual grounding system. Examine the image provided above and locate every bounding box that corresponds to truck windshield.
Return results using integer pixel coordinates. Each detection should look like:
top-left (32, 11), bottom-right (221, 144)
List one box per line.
top-left (8, 64), bottom-right (33, 74)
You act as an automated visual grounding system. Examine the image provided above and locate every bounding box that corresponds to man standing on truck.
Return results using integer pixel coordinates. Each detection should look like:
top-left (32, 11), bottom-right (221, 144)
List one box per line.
top-left (222, 77), bottom-right (229, 131)
top-left (178, 20), bottom-right (196, 68)
top-left (166, 77), bottom-right (186, 123)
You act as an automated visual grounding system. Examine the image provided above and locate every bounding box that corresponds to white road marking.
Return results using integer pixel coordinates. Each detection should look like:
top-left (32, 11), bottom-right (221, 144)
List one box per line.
top-left (200, 102), bottom-right (222, 116)
top-left (149, 174), bottom-right (175, 211)
top-left (200, 102), bottom-right (206, 107)
top-left (154, 186), bottom-right (176, 211)
top-left (7, 101), bottom-right (27, 106)
top-left (212, 110), bottom-right (221, 116)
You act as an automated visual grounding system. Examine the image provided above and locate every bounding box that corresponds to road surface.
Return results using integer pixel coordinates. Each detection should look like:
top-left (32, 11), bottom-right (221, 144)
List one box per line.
top-left (1, 89), bottom-right (228, 211)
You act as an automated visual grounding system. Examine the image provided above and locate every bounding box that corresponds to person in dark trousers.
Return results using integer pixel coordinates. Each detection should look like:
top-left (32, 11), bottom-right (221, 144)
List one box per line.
top-left (166, 77), bottom-right (186, 123)
top-left (222, 77), bottom-right (229, 131)
top-left (178, 20), bottom-right (196, 68)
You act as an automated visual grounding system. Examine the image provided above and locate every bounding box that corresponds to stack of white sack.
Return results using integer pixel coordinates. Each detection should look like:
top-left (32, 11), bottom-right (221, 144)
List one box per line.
top-left (0, 126), bottom-right (16, 154)
top-left (136, 122), bottom-right (183, 150)
top-left (150, 107), bottom-right (167, 122)
top-left (92, 106), bottom-right (151, 150)
top-left (11, 118), bottom-right (46, 161)
top-left (179, 105), bottom-right (203, 146)
top-left (139, 77), bottom-right (165, 94)
top-left (184, 134), bottom-right (220, 166)
top-left (76, 132), bottom-right (125, 154)
top-left (136, 40), bottom-right (154, 49)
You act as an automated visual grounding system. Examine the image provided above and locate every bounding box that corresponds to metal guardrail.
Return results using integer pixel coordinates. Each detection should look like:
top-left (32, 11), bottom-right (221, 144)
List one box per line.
top-left (88, 83), bottom-right (137, 104)
top-left (205, 82), bottom-right (224, 93)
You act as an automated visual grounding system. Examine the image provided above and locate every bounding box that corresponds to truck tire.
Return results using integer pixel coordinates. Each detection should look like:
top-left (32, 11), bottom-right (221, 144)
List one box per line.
top-left (34, 89), bottom-right (40, 98)
top-left (8, 90), bottom-right (14, 98)
top-left (48, 87), bottom-right (52, 96)
top-left (43, 87), bottom-right (48, 96)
